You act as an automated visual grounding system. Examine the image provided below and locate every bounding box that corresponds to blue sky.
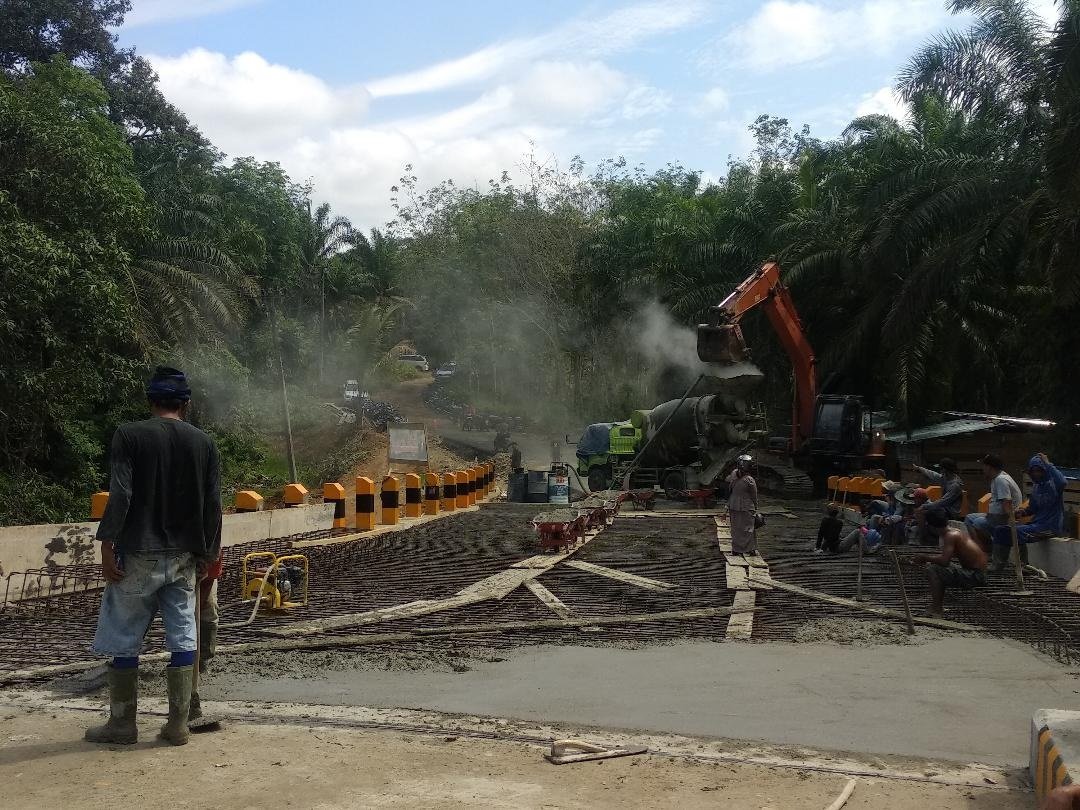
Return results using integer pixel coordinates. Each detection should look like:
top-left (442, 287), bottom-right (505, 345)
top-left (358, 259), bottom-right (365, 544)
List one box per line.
top-left (115, 0), bottom-right (1055, 229)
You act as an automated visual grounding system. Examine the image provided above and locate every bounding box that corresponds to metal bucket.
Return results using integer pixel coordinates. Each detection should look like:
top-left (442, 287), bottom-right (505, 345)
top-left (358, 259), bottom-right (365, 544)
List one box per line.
top-left (547, 465), bottom-right (569, 505)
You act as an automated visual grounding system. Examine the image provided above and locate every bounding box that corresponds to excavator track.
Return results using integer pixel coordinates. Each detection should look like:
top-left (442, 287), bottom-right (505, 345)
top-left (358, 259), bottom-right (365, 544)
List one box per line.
top-left (754, 459), bottom-right (813, 499)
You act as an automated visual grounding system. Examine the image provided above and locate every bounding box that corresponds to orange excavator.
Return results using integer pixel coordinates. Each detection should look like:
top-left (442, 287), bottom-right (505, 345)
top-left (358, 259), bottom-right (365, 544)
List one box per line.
top-left (697, 261), bottom-right (885, 487)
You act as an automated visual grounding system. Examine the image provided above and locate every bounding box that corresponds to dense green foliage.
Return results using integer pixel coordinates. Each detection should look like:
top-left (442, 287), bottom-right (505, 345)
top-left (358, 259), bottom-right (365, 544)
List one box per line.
top-left (0, 0), bottom-right (1076, 524)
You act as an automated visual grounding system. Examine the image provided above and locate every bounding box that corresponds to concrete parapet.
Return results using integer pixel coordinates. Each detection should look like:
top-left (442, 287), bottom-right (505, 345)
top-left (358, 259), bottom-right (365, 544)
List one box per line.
top-left (1032, 709), bottom-right (1078, 803)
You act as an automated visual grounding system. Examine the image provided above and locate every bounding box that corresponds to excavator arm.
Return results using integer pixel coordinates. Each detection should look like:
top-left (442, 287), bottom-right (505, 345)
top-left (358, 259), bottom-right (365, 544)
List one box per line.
top-left (697, 262), bottom-right (817, 453)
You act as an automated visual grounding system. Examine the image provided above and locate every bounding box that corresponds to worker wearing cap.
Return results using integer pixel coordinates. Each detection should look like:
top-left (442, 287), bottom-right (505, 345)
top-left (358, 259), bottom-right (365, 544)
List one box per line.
top-left (86, 366), bottom-right (222, 747)
top-left (913, 458), bottom-right (964, 520)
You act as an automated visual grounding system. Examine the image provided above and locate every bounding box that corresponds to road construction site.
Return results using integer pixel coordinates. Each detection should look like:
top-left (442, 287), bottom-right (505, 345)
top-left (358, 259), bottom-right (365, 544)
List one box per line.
top-left (3, 493), bottom-right (1080, 803)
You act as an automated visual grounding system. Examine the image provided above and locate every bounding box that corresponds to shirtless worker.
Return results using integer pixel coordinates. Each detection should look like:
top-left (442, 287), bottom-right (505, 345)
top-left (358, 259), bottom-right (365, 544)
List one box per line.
top-left (85, 366), bottom-right (221, 746)
top-left (912, 509), bottom-right (987, 618)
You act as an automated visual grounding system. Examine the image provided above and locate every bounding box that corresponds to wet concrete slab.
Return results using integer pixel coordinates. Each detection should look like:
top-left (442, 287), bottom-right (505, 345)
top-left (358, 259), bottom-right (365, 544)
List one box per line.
top-left (204, 634), bottom-right (1079, 766)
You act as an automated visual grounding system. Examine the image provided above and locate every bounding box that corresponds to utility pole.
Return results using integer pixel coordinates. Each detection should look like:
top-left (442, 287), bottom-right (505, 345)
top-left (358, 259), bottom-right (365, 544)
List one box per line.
top-left (272, 304), bottom-right (298, 482)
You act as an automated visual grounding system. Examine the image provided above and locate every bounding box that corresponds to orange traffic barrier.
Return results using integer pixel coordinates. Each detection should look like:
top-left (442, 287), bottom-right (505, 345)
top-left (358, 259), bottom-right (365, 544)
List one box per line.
top-left (283, 483), bottom-right (308, 507)
top-left (90, 491), bottom-right (110, 520)
top-left (235, 490), bottom-right (264, 513)
top-left (442, 472), bottom-right (457, 512)
top-left (381, 475), bottom-right (400, 525)
top-left (404, 473), bottom-right (422, 518)
top-left (355, 476), bottom-right (376, 531)
top-left (455, 470), bottom-right (470, 509)
top-left (424, 472), bottom-right (441, 516)
top-left (323, 483), bottom-right (346, 529)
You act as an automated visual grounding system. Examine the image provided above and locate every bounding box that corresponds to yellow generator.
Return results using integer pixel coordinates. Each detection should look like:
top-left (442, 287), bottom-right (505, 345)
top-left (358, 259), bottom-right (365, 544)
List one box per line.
top-left (241, 552), bottom-right (309, 610)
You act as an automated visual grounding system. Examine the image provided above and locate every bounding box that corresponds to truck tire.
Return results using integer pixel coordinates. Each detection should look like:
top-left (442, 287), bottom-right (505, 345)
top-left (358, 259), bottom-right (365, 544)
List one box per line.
top-left (663, 470), bottom-right (686, 500)
top-left (587, 467), bottom-right (610, 493)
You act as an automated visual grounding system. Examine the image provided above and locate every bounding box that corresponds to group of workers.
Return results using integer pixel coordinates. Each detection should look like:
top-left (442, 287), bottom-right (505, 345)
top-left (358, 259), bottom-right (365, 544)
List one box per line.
top-left (813, 452), bottom-right (1069, 616)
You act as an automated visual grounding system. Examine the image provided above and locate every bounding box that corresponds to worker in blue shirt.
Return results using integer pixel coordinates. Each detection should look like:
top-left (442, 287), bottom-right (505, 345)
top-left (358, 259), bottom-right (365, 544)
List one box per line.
top-left (990, 453), bottom-right (1067, 570)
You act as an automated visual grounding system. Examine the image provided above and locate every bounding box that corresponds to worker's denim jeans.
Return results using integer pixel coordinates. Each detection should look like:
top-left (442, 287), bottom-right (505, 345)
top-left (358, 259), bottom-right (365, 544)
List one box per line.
top-left (92, 552), bottom-right (197, 657)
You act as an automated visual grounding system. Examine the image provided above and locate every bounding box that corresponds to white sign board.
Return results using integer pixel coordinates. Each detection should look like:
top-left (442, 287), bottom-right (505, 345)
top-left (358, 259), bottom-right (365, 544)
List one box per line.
top-left (388, 422), bottom-right (429, 464)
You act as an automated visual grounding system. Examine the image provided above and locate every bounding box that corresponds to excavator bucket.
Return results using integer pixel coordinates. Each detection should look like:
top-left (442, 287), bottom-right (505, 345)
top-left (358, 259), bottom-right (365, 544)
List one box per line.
top-left (697, 321), bottom-right (750, 365)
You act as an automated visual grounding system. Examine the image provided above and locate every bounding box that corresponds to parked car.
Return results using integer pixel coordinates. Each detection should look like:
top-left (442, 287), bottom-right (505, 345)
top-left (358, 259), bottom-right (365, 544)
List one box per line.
top-left (398, 354), bottom-right (429, 372)
top-left (434, 362), bottom-right (457, 379)
top-left (343, 379), bottom-right (361, 403)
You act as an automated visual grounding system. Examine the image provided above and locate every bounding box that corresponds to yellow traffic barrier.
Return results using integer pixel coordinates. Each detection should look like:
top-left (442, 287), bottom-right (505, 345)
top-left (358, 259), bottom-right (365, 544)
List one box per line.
top-left (323, 483), bottom-right (346, 529)
top-left (283, 483), bottom-right (308, 507)
top-left (381, 475), bottom-right (400, 525)
top-left (90, 491), bottom-right (109, 520)
top-left (424, 472), bottom-right (441, 516)
top-left (355, 477), bottom-right (376, 531)
top-left (455, 470), bottom-right (470, 509)
top-left (235, 490), bottom-right (264, 513)
top-left (404, 473), bottom-right (422, 518)
top-left (442, 472), bottom-right (457, 512)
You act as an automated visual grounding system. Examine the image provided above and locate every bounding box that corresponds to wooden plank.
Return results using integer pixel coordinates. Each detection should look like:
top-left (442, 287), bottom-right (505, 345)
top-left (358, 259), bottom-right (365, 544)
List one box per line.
top-left (726, 565), bottom-right (749, 590)
top-left (562, 560), bottom-right (676, 591)
top-left (267, 527), bottom-right (609, 637)
top-left (726, 591), bottom-right (756, 640)
top-left (523, 580), bottom-right (573, 619)
top-left (749, 572), bottom-right (979, 632)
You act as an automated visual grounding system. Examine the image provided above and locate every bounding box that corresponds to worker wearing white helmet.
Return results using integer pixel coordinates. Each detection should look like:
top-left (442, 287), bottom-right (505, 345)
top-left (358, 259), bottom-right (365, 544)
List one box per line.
top-left (727, 454), bottom-right (760, 554)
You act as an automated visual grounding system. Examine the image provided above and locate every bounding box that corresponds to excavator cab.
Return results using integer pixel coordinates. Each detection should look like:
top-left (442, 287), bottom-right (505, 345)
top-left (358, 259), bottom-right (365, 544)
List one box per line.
top-left (697, 310), bottom-right (751, 365)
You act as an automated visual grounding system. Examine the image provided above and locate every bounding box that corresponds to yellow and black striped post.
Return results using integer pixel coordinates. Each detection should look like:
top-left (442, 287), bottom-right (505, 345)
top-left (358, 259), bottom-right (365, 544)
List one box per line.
top-left (442, 472), bottom-right (457, 512)
top-left (235, 490), bottom-right (264, 513)
top-left (90, 491), bottom-right (109, 520)
top-left (483, 463), bottom-right (491, 498)
top-left (463, 467), bottom-right (474, 506)
top-left (355, 476), bottom-right (376, 531)
top-left (456, 469), bottom-right (470, 509)
top-left (381, 475), bottom-right (400, 525)
top-left (404, 473), bottom-right (422, 518)
top-left (424, 472), bottom-right (441, 516)
top-left (283, 483), bottom-right (308, 507)
top-left (323, 483), bottom-right (347, 529)
top-left (474, 465), bottom-right (485, 502)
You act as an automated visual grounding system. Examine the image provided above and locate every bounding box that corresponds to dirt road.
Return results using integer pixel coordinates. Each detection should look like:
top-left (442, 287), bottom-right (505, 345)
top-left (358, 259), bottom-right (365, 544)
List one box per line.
top-left (0, 705), bottom-right (1026, 809)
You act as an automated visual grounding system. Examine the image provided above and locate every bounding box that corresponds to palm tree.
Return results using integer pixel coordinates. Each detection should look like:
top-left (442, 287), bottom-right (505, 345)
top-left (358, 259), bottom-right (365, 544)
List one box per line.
top-left (301, 201), bottom-right (355, 384)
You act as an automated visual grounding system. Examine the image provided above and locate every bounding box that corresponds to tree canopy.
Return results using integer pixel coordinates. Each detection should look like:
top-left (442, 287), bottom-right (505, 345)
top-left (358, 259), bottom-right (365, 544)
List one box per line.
top-left (1, 0), bottom-right (1076, 524)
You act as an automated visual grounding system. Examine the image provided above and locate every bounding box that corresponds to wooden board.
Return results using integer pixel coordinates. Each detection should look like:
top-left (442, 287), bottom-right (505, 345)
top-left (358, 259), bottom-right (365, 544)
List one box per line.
top-left (268, 528), bottom-right (606, 637)
top-left (725, 591), bottom-right (756, 640)
top-left (726, 565), bottom-right (748, 590)
top-left (523, 580), bottom-right (573, 619)
top-left (561, 560), bottom-right (676, 592)
top-left (750, 572), bottom-right (979, 632)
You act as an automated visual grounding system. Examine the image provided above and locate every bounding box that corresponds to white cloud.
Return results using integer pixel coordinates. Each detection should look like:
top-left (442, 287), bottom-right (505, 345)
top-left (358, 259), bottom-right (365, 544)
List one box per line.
top-left (724, 0), bottom-right (950, 72)
top-left (853, 85), bottom-right (908, 122)
top-left (366, 0), bottom-right (707, 97)
top-left (696, 86), bottom-right (730, 115)
top-left (622, 85), bottom-right (673, 119)
top-left (149, 48), bottom-right (649, 228)
top-left (150, 49), bottom-right (369, 153)
top-left (125, 0), bottom-right (262, 27)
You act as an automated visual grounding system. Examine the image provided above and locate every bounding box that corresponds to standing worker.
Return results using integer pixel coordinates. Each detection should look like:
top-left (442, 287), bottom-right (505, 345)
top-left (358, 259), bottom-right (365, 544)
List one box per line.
top-left (85, 366), bottom-right (222, 747)
top-left (727, 455), bottom-right (759, 554)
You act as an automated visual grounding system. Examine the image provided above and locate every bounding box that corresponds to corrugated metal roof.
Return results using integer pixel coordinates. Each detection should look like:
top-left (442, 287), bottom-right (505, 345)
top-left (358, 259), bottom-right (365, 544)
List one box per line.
top-left (885, 420), bottom-right (999, 444)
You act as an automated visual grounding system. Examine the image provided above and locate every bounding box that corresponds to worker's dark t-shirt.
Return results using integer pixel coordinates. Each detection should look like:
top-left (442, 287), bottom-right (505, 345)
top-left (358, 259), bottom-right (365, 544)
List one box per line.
top-left (96, 417), bottom-right (222, 560)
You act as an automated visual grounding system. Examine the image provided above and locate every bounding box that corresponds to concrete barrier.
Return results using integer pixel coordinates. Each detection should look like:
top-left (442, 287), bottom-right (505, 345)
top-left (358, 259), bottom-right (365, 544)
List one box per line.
top-left (1027, 538), bottom-right (1080, 581)
top-left (1031, 709), bottom-right (1079, 802)
top-left (0, 503), bottom-right (334, 601)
